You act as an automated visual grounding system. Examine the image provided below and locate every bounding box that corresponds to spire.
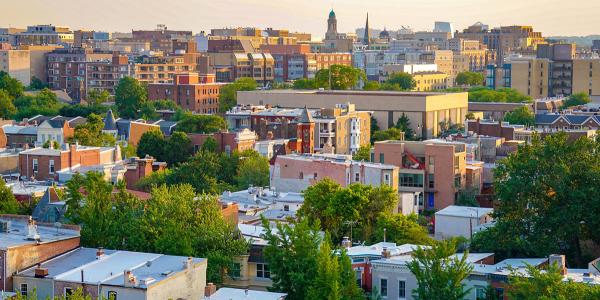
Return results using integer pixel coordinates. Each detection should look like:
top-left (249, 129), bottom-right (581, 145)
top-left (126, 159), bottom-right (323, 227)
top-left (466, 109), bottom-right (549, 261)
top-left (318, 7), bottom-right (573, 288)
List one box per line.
top-left (298, 106), bottom-right (314, 124)
top-left (363, 13), bottom-right (371, 46)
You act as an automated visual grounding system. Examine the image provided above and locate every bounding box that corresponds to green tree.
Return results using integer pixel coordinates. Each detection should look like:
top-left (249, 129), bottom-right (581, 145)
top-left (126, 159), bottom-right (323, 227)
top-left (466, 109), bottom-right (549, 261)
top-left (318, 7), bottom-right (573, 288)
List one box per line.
top-left (72, 113), bottom-right (116, 146)
top-left (562, 92), bottom-right (591, 108)
top-left (137, 129), bottom-right (166, 160)
top-left (468, 86), bottom-right (532, 103)
top-left (201, 136), bottom-right (218, 152)
top-left (307, 235), bottom-right (342, 300)
top-left (395, 113), bottom-right (415, 140)
top-left (353, 145), bottom-right (371, 161)
top-left (315, 65), bottom-right (366, 90)
top-left (115, 77), bottom-right (147, 119)
top-left (262, 218), bottom-right (322, 300)
top-left (471, 133), bottom-right (600, 267)
top-left (152, 99), bottom-right (177, 110)
top-left (235, 152), bottom-right (270, 189)
top-left (219, 77), bottom-right (257, 112)
top-left (407, 240), bottom-right (473, 300)
top-left (465, 112), bottom-right (476, 120)
top-left (163, 131), bottom-right (193, 166)
top-left (139, 101), bottom-right (159, 120)
top-left (363, 81), bottom-right (381, 91)
top-left (456, 71), bottom-right (485, 86)
top-left (176, 112), bottom-right (227, 134)
top-left (86, 89), bottom-right (111, 106)
top-left (0, 89), bottom-right (17, 118)
top-left (13, 88), bottom-right (65, 120)
top-left (0, 71), bottom-right (24, 98)
top-left (42, 139), bottom-right (60, 149)
top-left (59, 103), bottom-right (109, 118)
top-left (372, 128), bottom-right (404, 142)
top-left (503, 106), bottom-right (534, 126)
top-left (293, 78), bottom-right (321, 90)
top-left (385, 72), bottom-right (416, 90)
top-left (0, 178), bottom-right (19, 214)
top-left (28, 76), bottom-right (47, 90)
top-left (373, 213), bottom-right (433, 245)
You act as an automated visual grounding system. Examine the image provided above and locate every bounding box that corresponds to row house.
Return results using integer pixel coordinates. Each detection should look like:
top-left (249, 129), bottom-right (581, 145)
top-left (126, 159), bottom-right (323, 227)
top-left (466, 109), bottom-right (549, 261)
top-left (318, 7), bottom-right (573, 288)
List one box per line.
top-left (147, 73), bottom-right (225, 113)
top-left (187, 128), bottom-right (257, 155)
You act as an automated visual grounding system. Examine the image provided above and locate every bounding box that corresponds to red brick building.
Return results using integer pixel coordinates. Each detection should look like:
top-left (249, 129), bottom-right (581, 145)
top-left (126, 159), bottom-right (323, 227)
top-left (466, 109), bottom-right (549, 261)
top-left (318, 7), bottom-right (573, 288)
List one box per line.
top-left (124, 157), bottom-right (167, 190)
top-left (147, 73), bottom-right (225, 113)
top-left (187, 129), bottom-right (257, 154)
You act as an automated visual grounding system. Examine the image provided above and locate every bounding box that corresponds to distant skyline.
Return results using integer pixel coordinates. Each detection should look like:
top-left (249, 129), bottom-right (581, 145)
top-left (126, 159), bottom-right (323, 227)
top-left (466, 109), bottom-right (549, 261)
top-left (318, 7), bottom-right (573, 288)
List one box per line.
top-left (2, 0), bottom-right (600, 38)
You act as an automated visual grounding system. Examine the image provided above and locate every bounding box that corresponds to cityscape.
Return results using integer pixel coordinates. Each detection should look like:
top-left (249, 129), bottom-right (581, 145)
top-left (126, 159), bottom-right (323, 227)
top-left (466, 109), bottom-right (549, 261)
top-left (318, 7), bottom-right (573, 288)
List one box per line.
top-left (1, 1), bottom-right (600, 299)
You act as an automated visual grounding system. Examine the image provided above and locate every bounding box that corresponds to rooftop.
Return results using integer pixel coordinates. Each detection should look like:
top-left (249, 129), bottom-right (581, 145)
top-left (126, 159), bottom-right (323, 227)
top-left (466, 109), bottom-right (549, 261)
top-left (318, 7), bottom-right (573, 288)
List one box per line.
top-left (277, 153), bottom-right (398, 170)
top-left (0, 215), bottom-right (80, 250)
top-left (240, 89), bottom-right (454, 97)
top-left (208, 288), bottom-right (286, 300)
top-left (435, 205), bottom-right (493, 218)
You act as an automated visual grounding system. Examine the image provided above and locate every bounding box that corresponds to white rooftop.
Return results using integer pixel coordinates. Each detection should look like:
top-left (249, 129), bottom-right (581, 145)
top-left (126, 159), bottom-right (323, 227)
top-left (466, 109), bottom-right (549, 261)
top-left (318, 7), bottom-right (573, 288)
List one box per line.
top-left (435, 205), bottom-right (493, 218)
top-left (207, 288), bottom-right (286, 300)
top-left (0, 216), bottom-right (80, 250)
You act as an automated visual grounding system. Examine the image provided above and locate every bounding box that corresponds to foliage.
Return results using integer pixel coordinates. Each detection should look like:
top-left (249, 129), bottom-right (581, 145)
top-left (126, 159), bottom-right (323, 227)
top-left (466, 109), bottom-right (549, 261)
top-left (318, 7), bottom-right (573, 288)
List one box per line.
top-left (504, 106), bottom-right (535, 126)
top-left (59, 103), bottom-right (109, 118)
top-left (175, 111), bottom-right (227, 134)
top-left (115, 77), bottom-right (147, 119)
top-left (118, 141), bottom-right (137, 159)
top-left (201, 136), bottom-right (218, 152)
top-left (468, 86), bottom-right (532, 103)
top-left (363, 80), bottom-right (380, 91)
top-left (395, 113), bottom-right (415, 140)
top-left (71, 113), bottom-right (116, 146)
top-left (372, 127), bottom-right (404, 142)
top-left (407, 240), bottom-right (474, 300)
top-left (13, 88), bottom-right (65, 120)
top-left (455, 187), bottom-right (480, 207)
top-left (508, 263), bottom-right (600, 300)
top-left (219, 77), bottom-right (257, 113)
top-left (0, 71), bottom-right (24, 99)
top-left (299, 179), bottom-right (399, 242)
top-left (384, 72), bottom-right (416, 90)
top-left (562, 92), bottom-right (591, 108)
top-left (465, 112), bottom-right (475, 120)
top-left (370, 116), bottom-right (380, 133)
top-left (86, 89), bottom-right (111, 106)
top-left (0, 89), bottom-right (16, 119)
top-left (14, 288), bottom-right (92, 300)
top-left (137, 130), bottom-right (193, 166)
top-left (314, 65), bottom-right (366, 90)
top-left (373, 213), bottom-right (434, 245)
top-left (42, 139), bottom-right (60, 149)
top-left (353, 145), bottom-right (371, 161)
top-left (65, 173), bottom-right (247, 284)
top-left (293, 78), bottom-right (321, 90)
top-left (438, 120), bottom-right (464, 138)
top-left (28, 76), bottom-right (48, 90)
top-left (470, 133), bottom-right (600, 267)
top-left (456, 71), bottom-right (485, 86)
top-left (236, 153), bottom-right (270, 189)
top-left (0, 178), bottom-right (19, 214)
top-left (139, 101), bottom-right (159, 120)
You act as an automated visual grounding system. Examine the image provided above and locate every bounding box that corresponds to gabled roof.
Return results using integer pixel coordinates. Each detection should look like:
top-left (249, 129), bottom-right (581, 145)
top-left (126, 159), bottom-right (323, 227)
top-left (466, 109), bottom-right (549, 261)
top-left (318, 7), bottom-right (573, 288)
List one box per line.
top-left (104, 109), bottom-right (117, 131)
top-left (563, 115), bottom-right (591, 125)
top-left (535, 114), bottom-right (562, 125)
top-left (298, 106), bottom-right (314, 123)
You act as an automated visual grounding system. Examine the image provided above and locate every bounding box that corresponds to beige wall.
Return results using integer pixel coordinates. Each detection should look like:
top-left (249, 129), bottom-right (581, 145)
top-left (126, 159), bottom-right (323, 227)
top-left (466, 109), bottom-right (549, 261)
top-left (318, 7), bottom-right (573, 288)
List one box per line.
top-left (573, 59), bottom-right (600, 96)
top-left (0, 50), bottom-right (30, 86)
top-left (510, 59), bottom-right (550, 99)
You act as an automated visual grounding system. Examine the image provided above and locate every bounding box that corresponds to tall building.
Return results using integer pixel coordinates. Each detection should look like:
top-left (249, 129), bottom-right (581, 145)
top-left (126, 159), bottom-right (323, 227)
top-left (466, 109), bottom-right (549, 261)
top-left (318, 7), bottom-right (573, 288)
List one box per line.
top-left (0, 48), bottom-right (31, 85)
top-left (147, 73), bottom-right (224, 113)
top-left (434, 21), bottom-right (453, 33)
top-left (325, 10), bottom-right (339, 40)
top-left (322, 10), bottom-right (353, 53)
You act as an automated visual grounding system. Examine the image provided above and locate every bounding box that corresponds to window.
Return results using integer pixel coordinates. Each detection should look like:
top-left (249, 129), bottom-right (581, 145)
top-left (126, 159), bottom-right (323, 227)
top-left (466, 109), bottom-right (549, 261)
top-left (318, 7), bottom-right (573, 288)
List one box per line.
top-left (384, 173), bottom-right (390, 185)
top-left (256, 263), bottom-right (270, 279)
top-left (398, 280), bottom-right (406, 298)
top-left (354, 172), bottom-right (360, 182)
top-left (399, 173), bottom-right (424, 188)
top-left (20, 284), bottom-right (27, 296)
top-left (65, 287), bottom-right (73, 299)
top-left (107, 291), bottom-right (117, 300)
top-left (229, 263), bottom-right (241, 278)
top-left (299, 172), bottom-right (304, 179)
top-left (379, 153), bottom-right (385, 163)
top-left (428, 174), bottom-right (435, 189)
top-left (356, 270), bottom-right (362, 287)
top-left (380, 278), bottom-right (388, 297)
top-left (49, 160), bottom-right (55, 174)
top-left (33, 159), bottom-right (38, 173)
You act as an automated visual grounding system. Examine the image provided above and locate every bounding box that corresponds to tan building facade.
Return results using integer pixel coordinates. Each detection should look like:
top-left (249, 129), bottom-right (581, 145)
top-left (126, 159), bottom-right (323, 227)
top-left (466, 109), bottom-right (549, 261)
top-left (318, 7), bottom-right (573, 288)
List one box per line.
top-left (413, 71), bottom-right (448, 92)
top-left (0, 49), bottom-right (30, 85)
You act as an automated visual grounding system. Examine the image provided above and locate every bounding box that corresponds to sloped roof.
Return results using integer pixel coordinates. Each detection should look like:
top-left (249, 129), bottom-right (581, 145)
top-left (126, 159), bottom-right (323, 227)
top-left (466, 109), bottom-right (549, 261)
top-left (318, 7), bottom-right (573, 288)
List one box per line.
top-left (535, 114), bottom-right (561, 124)
top-left (298, 106), bottom-right (314, 123)
top-left (104, 109), bottom-right (117, 131)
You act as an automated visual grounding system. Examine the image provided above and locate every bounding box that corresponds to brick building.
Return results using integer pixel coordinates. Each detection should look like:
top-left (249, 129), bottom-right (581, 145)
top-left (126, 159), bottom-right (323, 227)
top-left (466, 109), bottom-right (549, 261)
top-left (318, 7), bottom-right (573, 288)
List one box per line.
top-left (147, 73), bottom-right (225, 113)
top-left (124, 156), bottom-right (167, 190)
top-left (187, 129), bottom-right (257, 154)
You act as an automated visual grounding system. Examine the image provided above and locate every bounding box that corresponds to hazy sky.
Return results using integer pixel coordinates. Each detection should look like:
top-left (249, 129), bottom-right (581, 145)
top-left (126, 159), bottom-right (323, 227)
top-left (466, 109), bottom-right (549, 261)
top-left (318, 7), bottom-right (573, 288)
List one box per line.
top-left (2, 0), bottom-right (599, 38)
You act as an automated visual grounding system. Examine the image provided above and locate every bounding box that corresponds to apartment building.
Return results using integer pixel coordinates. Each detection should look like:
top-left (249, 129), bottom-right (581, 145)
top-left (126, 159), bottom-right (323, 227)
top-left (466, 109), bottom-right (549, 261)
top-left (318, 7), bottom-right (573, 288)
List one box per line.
top-left (412, 71), bottom-right (448, 91)
top-left (271, 153), bottom-right (399, 193)
top-left (373, 140), bottom-right (467, 210)
top-left (237, 90), bottom-right (468, 138)
top-left (0, 47), bottom-right (30, 85)
top-left (16, 25), bottom-right (74, 46)
top-left (129, 27), bottom-right (193, 53)
top-left (147, 73), bottom-right (225, 113)
top-left (86, 54), bottom-right (132, 96)
top-left (19, 45), bottom-right (62, 83)
top-left (133, 54), bottom-right (196, 84)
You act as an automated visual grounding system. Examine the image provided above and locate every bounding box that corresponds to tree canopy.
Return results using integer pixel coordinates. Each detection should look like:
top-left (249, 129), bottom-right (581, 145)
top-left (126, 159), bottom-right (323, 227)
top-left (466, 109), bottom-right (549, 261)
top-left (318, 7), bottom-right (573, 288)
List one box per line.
top-left (395, 113), bottom-right (416, 140)
top-left (137, 129), bottom-right (193, 166)
top-left (562, 92), bottom-right (591, 108)
top-left (115, 77), bottom-right (147, 119)
top-left (384, 72), bottom-right (416, 91)
top-left (0, 89), bottom-right (17, 119)
top-left (219, 77), bottom-right (257, 113)
top-left (71, 113), bottom-right (116, 146)
top-left (455, 71), bottom-right (485, 86)
top-left (13, 88), bottom-right (65, 120)
top-left (372, 127), bottom-right (404, 142)
top-left (0, 71), bottom-right (25, 99)
top-left (353, 145), bottom-right (371, 161)
top-left (468, 86), bottom-right (532, 103)
top-left (175, 112), bottom-right (227, 134)
top-left (314, 65), bottom-right (366, 90)
top-left (503, 106), bottom-right (535, 126)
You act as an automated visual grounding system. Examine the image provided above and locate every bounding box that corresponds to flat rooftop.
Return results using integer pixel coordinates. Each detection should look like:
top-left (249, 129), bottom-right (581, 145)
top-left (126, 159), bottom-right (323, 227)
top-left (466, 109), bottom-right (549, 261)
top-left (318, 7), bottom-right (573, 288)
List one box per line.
top-left (0, 215), bottom-right (80, 250)
top-left (240, 89), bottom-right (455, 97)
top-left (209, 288), bottom-right (286, 300)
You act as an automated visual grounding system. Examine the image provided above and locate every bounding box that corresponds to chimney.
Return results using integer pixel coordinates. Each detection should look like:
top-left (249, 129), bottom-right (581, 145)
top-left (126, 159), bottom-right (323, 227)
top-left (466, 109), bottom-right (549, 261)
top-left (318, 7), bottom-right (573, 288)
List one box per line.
top-left (124, 270), bottom-right (137, 287)
top-left (341, 236), bottom-right (352, 249)
top-left (204, 283), bottom-right (217, 297)
top-left (382, 247), bottom-right (391, 259)
top-left (96, 247), bottom-right (105, 259)
top-left (34, 264), bottom-right (49, 278)
top-left (549, 254), bottom-right (567, 275)
top-left (183, 257), bottom-right (193, 270)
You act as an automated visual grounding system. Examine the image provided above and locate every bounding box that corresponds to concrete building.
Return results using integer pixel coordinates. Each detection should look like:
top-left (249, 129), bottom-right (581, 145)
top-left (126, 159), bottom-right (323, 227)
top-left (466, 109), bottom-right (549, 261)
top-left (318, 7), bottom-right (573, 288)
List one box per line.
top-left (0, 49), bottom-right (30, 85)
top-left (19, 45), bottom-right (62, 84)
top-left (237, 90), bottom-right (468, 139)
top-left (16, 25), bottom-right (74, 46)
top-left (147, 73), bottom-right (224, 113)
top-left (373, 140), bottom-right (468, 210)
top-left (434, 205), bottom-right (494, 239)
top-left (133, 53), bottom-right (203, 85)
top-left (0, 215), bottom-right (80, 293)
top-left (271, 153), bottom-right (399, 193)
top-left (86, 53), bottom-right (132, 97)
top-left (13, 247), bottom-right (207, 300)
top-left (412, 71), bottom-right (449, 91)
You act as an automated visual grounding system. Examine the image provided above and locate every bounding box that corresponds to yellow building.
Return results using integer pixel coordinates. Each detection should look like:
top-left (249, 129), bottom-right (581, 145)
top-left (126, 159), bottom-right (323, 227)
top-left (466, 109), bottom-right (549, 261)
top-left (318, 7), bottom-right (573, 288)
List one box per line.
top-left (509, 58), bottom-right (550, 99)
top-left (413, 71), bottom-right (449, 92)
top-left (572, 59), bottom-right (600, 96)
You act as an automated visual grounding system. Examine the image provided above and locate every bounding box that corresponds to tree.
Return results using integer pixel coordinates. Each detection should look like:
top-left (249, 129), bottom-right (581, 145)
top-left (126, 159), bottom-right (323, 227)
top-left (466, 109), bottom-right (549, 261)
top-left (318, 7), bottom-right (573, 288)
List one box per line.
top-left (13, 88), bottom-right (65, 120)
top-left (201, 136), bottom-right (218, 152)
top-left (465, 112), bottom-right (476, 120)
top-left (235, 152), bottom-right (270, 189)
top-left (470, 133), bottom-right (600, 267)
top-left (385, 72), bottom-right (416, 90)
top-left (407, 240), bottom-right (473, 300)
top-left (456, 71), bottom-right (485, 86)
top-left (363, 81), bottom-right (381, 91)
top-left (307, 235), bottom-right (342, 300)
top-left (28, 76), bottom-right (47, 90)
top-left (293, 78), bottom-right (321, 90)
top-left (562, 92), bottom-right (591, 108)
top-left (176, 112), bottom-right (227, 134)
top-left (115, 77), bottom-right (147, 119)
top-left (507, 263), bottom-right (600, 300)
top-left (72, 113), bottom-right (116, 146)
top-left (372, 128), bottom-right (404, 142)
top-left (468, 86), bottom-right (532, 103)
top-left (163, 131), bottom-right (193, 166)
top-left (372, 213), bottom-right (433, 245)
top-left (262, 218), bottom-right (322, 300)
top-left (315, 65), bottom-right (366, 90)
top-left (0, 89), bottom-right (17, 118)
top-left (503, 106), bottom-right (534, 126)
top-left (0, 179), bottom-right (19, 214)
top-left (353, 145), bottom-right (371, 161)
top-left (395, 113), bottom-right (415, 140)
top-left (139, 101), bottom-right (159, 120)
top-left (219, 77), bottom-right (257, 112)
top-left (0, 71), bottom-right (24, 99)
top-left (42, 139), bottom-right (60, 149)
top-left (86, 89), bottom-right (111, 106)
top-left (137, 129), bottom-right (166, 159)
top-left (59, 103), bottom-right (108, 118)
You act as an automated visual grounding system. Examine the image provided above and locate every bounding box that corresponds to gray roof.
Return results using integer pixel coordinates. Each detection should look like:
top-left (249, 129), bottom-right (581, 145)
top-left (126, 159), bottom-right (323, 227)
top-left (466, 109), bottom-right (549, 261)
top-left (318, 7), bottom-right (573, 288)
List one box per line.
top-left (104, 110), bottom-right (117, 131)
top-left (0, 216), bottom-right (80, 250)
top-left (298, 106), bottom-right (313, 123)
top-left (154, 120), bottom-right (178, 135)
top-left (535, 114), bottom-right (561, 124)
top-left (563, 115), bottom-right (592, 125)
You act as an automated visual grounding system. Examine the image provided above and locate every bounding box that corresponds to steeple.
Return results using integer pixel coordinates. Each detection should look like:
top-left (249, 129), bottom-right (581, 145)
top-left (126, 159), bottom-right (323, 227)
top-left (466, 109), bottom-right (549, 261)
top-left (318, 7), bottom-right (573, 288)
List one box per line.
top-left (363, 13), bottom-right (371, 47)
top-left (326, 9), bottom-right (338, 40)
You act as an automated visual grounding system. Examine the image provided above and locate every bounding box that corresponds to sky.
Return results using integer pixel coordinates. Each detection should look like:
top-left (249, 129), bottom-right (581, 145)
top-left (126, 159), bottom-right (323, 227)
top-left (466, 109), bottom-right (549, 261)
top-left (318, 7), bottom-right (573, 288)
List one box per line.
top-left (2, 0), bottom-right (600, 38)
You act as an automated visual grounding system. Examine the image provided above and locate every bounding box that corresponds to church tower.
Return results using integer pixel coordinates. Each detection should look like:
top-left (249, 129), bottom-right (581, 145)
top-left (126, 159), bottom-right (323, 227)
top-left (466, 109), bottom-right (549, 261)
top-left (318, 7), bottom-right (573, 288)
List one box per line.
top-left (296, 107), bottom-right (315, 154)
top-left (326, 9), bottom-right (338, 40)
top-left (363, 13), bottom-right (371, 47)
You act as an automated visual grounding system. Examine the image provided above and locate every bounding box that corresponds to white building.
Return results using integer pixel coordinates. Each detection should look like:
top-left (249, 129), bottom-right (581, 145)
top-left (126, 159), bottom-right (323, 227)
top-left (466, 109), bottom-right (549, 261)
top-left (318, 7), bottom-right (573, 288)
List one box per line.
top-left (434, 205), bottom-right (494, 239)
